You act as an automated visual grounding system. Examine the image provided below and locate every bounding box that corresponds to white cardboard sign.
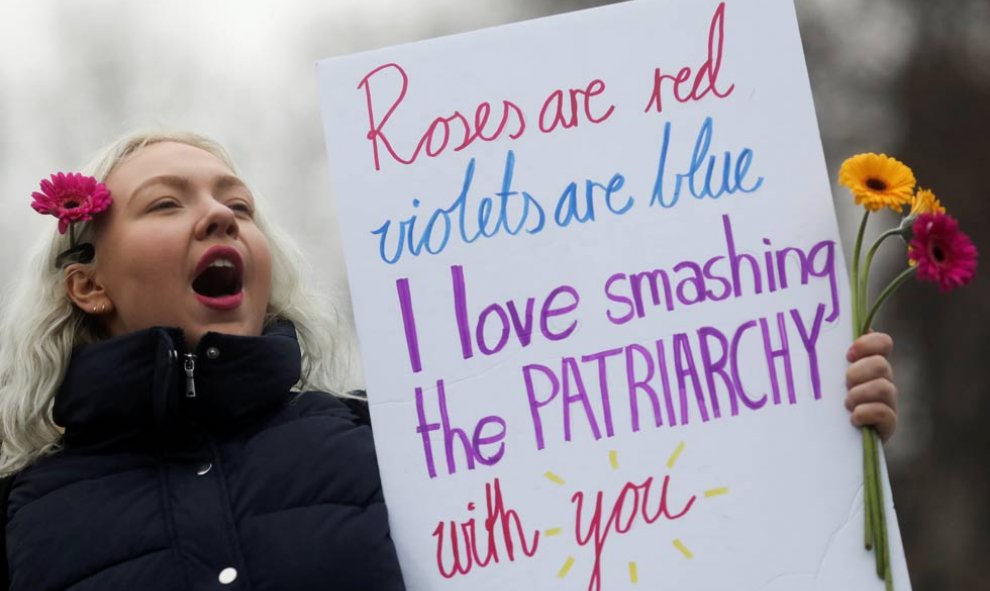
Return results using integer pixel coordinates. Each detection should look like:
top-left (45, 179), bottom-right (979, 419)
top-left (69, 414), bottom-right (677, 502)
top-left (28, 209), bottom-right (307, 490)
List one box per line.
top-left (316, 1), bottom-right (910, 589)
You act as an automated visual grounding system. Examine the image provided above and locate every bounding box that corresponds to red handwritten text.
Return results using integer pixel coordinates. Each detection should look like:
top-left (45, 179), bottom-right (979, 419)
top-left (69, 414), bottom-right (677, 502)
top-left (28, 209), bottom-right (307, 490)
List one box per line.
top-left (432, 478), bottom-right (540, 578)
top-left (643, 1), bottom-right (735, 114)
top-left (572, 474), bottom-right (697, 591)
top-left (538, 78), bottom-right (615, 133)
top-left (358, 63), bottom-right (615, 170)
top-left (359, 63), bottom-right (526, 171)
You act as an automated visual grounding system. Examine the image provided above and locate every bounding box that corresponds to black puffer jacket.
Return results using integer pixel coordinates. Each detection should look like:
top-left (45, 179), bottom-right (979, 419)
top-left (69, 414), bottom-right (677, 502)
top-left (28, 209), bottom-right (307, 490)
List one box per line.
top-left (2, 322), bottom-right (405, 591)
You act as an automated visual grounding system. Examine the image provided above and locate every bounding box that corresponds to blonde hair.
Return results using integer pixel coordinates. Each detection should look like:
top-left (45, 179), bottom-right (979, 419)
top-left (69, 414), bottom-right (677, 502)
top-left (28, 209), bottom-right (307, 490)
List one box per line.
top-left (0, 130), bottom-right (350, 475)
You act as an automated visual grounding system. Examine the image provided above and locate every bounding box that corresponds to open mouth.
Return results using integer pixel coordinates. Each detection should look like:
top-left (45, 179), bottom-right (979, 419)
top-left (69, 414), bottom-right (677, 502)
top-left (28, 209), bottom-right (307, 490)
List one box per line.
top-left (192, 246), bottom-right (244, 307)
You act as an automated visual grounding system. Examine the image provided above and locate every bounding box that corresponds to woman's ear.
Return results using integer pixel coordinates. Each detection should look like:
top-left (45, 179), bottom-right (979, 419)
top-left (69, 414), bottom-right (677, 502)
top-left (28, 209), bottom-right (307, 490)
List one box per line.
top-left (64, 264), bottom-right (114, 316)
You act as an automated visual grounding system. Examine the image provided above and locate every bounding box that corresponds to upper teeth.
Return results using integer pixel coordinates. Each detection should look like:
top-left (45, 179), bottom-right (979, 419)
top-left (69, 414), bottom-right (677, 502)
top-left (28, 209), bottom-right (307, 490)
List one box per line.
top-left (208, 258), bottom-right (235, 269)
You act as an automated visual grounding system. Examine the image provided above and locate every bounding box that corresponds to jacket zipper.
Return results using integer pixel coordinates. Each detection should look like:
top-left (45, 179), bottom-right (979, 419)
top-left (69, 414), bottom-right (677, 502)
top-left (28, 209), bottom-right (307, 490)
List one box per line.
top-left (183, 353), bottom-right (197, 398)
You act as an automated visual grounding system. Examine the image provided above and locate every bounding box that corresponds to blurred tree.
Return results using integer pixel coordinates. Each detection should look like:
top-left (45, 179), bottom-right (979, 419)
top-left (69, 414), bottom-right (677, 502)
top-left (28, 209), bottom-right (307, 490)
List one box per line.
top-left (884, 1), bottom-right (990, 588)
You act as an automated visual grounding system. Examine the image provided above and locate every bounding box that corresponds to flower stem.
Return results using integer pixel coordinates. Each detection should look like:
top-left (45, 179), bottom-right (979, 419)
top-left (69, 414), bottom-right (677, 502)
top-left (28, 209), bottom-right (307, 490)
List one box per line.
top-left (862, 427), bottom-right (874, 550)
top-left (859, 228), bottom-right (903, 316)
top-left (864, 427), bottom-right (884, 577)
top-left (871, 428), bottom-right (889, 580)
top-left (848, 210), bottom-right (898, 588)
top-left (850, 211), bottom-right (870, 337)
top-left (861, 267), bottom-right (917, 334)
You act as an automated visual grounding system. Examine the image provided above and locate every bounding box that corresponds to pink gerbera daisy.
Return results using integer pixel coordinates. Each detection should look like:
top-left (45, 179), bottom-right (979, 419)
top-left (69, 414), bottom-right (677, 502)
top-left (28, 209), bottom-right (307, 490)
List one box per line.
top-left (908, 213), bottom-right (978, 293)
top-left (30, 172), bottom-right (112, 234)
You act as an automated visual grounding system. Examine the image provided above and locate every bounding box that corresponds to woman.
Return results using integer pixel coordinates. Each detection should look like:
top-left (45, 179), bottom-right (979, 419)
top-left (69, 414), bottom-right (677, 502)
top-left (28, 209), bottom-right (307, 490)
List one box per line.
top-left (0, 130), bottom-right (897, 590)
top-left (0, 131), bottom-right (405, 590)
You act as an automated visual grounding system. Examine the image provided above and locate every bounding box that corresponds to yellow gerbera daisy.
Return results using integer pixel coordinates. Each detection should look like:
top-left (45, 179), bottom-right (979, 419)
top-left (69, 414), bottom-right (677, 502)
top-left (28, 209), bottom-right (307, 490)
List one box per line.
top-left (838, 153), bottom-right (916, 212)
top-left (908, 188), bottom-right (946, 216)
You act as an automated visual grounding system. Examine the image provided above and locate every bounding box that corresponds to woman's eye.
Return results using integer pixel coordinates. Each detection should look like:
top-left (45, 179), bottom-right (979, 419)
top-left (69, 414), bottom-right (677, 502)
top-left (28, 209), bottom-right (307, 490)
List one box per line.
top-left (228, 202), bottom-right (254, 216)
top-left (149, 199), bottom-right (179, 212)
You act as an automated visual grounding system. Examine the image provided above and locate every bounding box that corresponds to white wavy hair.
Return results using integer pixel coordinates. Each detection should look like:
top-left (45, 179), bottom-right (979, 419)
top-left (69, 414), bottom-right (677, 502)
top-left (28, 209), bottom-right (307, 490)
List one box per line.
top-left (0, 130), bottom-right (350, 476)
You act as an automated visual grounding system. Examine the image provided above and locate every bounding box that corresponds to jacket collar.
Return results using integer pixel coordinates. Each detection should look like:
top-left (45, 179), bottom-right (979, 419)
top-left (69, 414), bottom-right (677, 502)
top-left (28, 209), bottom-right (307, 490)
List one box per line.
top-left (54, 321), bottom-right (302, 444)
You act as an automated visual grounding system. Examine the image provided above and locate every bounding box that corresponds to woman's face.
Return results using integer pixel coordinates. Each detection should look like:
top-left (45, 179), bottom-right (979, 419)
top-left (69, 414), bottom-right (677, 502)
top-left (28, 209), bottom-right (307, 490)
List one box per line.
top-left (91, 141), bottom-right (272, 349)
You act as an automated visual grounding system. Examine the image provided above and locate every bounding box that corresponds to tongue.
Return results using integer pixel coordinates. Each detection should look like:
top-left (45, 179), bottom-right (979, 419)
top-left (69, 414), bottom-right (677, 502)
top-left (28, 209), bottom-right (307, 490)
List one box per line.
top-left (193, 266), bottom-right (239, 297)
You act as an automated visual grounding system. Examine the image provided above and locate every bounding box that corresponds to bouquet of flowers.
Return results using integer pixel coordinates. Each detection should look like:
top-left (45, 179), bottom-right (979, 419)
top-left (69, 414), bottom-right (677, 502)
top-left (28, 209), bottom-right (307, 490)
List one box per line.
top-left (839, 153), bottom-right (978, 589)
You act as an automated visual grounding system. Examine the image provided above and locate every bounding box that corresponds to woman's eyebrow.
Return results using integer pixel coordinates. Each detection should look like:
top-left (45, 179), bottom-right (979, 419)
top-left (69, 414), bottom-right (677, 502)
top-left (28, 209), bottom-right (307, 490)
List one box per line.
top-left (214, 175), bottom-right (249, 194)
top-left (128, 174), bottom-right (249, 207)
top-left (130, 175), bottom-right (191, 205)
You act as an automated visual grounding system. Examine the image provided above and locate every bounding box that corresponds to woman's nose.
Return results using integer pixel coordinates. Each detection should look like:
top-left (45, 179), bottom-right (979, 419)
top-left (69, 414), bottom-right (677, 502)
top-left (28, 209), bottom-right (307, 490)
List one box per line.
top-left (195, 198), bottom-right (239, 240)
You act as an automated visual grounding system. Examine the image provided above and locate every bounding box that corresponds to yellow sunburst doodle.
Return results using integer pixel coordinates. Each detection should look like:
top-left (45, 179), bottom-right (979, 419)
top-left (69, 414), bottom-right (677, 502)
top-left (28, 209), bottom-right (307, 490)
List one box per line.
top-left (542, 441), bottom-right (725, 585)
top-left (666, 441), bottom-right (686, 469)
top-left (673, 539), bottom-right (694, 559)
top-left (838, 153), bottom-right (916, 212)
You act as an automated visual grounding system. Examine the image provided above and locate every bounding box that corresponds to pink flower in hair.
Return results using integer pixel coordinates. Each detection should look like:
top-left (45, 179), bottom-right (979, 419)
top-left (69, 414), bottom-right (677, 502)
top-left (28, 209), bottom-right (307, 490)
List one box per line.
top-left (908, 212), bottom-right (978, 292)
top-left (31, 172), bottom-right (112, 234)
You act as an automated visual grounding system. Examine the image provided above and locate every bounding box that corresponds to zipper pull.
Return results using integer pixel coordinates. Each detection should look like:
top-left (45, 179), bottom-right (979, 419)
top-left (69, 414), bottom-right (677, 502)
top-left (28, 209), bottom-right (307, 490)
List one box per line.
top-left (183, 353), bottom-right (197, 398)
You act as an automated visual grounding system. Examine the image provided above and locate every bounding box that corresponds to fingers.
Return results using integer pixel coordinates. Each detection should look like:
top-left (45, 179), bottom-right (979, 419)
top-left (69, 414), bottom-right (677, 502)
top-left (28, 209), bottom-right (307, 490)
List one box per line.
top-left (845, 376), bottom-right (897, 412)
top-left (846, 332), bottom-right (893, 363)
top-left (845, 332), bottom-right (898, 442)
top-left (849, 401), bottom-right (897, 442)
top-left (846, 355), bottom-right (894, 390)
